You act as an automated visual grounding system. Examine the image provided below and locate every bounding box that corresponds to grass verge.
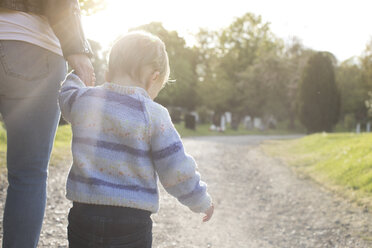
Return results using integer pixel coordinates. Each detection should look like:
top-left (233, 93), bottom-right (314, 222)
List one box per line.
top-left (0, 124), bottom-right (6, 168)
top-left (262, 132), bottom-right (372, 209)
top-left (51, 124), bottom-right (72, 162)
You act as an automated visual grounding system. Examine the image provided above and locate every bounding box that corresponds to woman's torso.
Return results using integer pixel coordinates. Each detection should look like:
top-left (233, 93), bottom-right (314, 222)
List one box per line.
top-left (0, 7), bottom-right (62, 56)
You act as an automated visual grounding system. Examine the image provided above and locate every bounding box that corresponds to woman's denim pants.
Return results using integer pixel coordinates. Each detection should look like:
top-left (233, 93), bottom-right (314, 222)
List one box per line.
top-left (0, 40), bottom-right (66, 248)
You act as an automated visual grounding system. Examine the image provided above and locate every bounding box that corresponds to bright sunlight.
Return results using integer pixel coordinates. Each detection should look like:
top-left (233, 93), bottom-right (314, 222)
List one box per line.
top-left (83, 0), bottom-right (372, 61)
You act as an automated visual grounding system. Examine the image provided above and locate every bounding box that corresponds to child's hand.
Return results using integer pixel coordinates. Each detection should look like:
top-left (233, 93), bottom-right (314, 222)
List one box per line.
top-left (203, 203), bottom-right (214, 222)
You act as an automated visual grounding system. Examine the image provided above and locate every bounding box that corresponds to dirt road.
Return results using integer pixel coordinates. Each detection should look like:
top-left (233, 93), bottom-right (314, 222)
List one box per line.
top-left (0, 135), bottom-right (372, 247)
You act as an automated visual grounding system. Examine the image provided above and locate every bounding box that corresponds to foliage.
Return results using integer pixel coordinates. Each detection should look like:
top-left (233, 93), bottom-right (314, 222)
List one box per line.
top-left (195, 13), bottom-right (282, 129)
top-left (192, 14), bottom-right (372, 131)
top-left (195, 28), bottom-right (231, 113)
top-left (196, 105), bottom-right (212, 124)
top-left (336, 59), bottom-right (366, 122)
top-left (365, 92), bottom-right (372, 118)
top-left (218, 13), bottom-right (279, 117)
top-left (79, 0), bottom-right (107, 15)
top-left (361, 39), bottom-right (372, 92)
top-left (359, 39), bottom-right (372, 121)
top-left (298, 52), bottom-right (340, 133)
top-left (282, 38), bottom-right (314, 129)
top-left (79, 11), bottom-right (372, 132)
top-left (237, 52), bottom-right (289, 119)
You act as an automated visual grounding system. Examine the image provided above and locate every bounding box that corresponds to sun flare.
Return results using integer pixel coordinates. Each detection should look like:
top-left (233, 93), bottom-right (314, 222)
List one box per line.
top-left (82, 0), bottom-right (238, 51)
top-left (82, 0), bottom-right (196, 50)
top-left (83, 0), bottom-right (372, 61)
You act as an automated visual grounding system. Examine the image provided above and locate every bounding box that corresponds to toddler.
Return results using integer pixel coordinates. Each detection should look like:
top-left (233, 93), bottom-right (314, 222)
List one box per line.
top-left (59, 31), bottom-right (214, 247)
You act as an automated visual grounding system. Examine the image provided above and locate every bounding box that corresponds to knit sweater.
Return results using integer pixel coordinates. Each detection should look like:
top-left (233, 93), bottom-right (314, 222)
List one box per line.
top-left (58, 73), bottom-right (212, 213)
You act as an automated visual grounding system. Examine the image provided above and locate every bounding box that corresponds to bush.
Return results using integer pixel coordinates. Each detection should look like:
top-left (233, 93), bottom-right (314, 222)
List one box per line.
top-left (196, 106), bottom-right (212, 124)
top-left (169, 107), bottom-right (182, 124)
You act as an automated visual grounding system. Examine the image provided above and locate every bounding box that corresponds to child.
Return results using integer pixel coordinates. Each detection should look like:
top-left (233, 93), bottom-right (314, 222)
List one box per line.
top-left (59, 31), bottom-right (214, 247)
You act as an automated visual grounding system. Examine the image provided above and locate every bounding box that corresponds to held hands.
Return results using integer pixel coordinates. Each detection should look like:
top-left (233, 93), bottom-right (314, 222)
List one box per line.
top-left (203, 203), bottom-right (214, 222)
top-left (66, 54), bottom-right (95, 86)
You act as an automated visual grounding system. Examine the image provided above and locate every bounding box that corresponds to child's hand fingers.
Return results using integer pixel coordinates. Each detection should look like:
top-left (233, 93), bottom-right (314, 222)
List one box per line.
top-left (202, 204), bottom-right (214, 222)
top-left (203, 214), bottom-right (212, 222)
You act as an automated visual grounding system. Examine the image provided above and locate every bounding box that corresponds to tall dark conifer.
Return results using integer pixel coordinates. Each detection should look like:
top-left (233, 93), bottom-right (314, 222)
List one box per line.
top-left (298, 52), bottom-right (340, 133)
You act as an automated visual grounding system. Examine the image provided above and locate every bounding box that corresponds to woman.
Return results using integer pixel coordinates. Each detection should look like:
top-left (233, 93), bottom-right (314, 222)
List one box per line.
top-left (0, 0), bottom-right (94, 247)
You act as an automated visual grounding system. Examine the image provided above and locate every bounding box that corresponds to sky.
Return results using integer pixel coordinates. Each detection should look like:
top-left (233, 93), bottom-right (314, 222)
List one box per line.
top-left (82, 0), bottom-right (372, 62)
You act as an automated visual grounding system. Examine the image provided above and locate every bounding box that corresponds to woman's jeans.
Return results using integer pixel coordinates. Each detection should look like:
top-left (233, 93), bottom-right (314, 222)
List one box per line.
top-left (0, 40), bottom-right (66, 248)
top-left (68, 202), bottom-right (153, 248)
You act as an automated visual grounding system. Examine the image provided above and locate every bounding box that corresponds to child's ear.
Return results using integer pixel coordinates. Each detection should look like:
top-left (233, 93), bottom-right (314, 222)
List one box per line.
top-left (146, 71), bottom-right (160, 90)
top-left (105, 70), bottom-right (112, 82)
top-left (151, 71), bottom-right (160, 82)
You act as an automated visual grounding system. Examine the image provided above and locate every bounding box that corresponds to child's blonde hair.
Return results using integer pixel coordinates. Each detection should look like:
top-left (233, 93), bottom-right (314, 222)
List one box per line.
top-left (108, 31), bottom-right (170, 86)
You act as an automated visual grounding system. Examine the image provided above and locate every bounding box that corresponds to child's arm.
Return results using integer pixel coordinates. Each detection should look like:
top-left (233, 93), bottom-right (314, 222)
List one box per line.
top-left (58, 72), bottom-right (87, 123)
top-left (151, 107), bottom-right (213, 219)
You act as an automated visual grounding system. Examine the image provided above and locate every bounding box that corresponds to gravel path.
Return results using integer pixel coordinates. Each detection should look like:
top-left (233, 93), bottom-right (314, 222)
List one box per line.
top-left (0, 135), bottom-right (371, 247)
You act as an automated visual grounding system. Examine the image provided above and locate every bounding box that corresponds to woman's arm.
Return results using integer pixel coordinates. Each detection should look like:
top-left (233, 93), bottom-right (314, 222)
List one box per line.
top-left (45, 0), bottom-right (95, 85)
top-left (44, 0), bottom-right (93, 58)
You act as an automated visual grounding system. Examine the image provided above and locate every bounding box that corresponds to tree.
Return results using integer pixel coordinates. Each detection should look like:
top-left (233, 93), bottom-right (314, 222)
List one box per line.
top-left (282, 38), bottom-right (314, 129)
top-left (195, 13), bottom-right (281, 128)
top-left (336, 59), bottom-right (365, 125)
top-left (221, 13), bottom-right (281, 124)
top-left (195, 29), bottom-right (232, 114)
top-left (79, 0), bottom-right (106, 15)
top-left (361, 39), bottom-right (372, 91)
top-left (238, 52), bottom-right (290, 121)
top-left (298, 52), bottom-right (340, 133)
top-left (358, 39), bottom-right (372, 122)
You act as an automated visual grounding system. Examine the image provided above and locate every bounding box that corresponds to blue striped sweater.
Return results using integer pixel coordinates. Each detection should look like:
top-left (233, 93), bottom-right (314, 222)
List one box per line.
top-left (58, 73), bottom-right (212, 213)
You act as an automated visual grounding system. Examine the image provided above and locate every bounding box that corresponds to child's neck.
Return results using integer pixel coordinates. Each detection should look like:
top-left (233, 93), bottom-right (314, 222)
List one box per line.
top-left (110, 75), bottom-right (147, 90)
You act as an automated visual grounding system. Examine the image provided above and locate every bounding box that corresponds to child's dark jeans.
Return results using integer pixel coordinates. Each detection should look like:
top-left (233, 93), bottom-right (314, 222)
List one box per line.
top-left (68, 202), bottom-right (152, 248)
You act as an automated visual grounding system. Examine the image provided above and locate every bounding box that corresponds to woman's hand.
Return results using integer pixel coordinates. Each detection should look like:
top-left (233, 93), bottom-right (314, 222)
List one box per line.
top-left (66, 54), bottom-right (95, 86)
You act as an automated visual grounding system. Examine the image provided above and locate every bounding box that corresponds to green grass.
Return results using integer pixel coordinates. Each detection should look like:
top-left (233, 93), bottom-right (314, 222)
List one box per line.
top-left (0, 124), bottom-right (73, 168)
top-left (263, 132), bottom-right (372, 208)
top-left (51, 124), bottom-right (72, 161)
top-left (0, 124), bottom-right (6, 167)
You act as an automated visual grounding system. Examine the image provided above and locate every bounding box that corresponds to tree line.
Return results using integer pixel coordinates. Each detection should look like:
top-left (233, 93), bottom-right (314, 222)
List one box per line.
top-left (87, 12), bottom-right (372, 134)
